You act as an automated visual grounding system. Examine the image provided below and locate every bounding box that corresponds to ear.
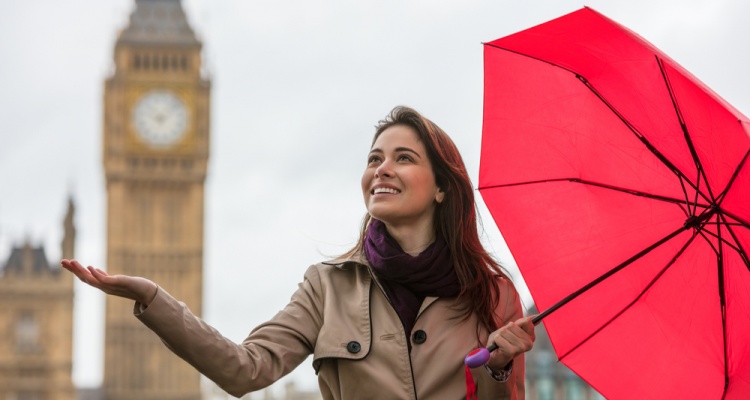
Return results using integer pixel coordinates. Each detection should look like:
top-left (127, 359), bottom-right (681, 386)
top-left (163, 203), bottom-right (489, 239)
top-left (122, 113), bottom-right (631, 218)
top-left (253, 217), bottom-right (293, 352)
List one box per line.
top-left (435, 188), bottom-right (445, 204)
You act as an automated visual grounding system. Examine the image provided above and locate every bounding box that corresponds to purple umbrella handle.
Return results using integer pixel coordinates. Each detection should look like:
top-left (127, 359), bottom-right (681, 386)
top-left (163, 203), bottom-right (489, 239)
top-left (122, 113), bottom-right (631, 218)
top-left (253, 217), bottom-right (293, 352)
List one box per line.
top-left (464, 343), bottom-right (498, 368)
top-left (465, 316), bottom-right (541, 368)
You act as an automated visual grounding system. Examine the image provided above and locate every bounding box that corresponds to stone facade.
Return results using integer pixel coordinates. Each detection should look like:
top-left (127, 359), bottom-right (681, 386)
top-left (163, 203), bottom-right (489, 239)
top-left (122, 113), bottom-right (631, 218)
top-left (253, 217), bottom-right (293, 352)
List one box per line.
top-left (102, 0), bottom-right (211, 399)
top-left (0, 199), bottom-right (76, 400)
top-left (524, 306), bottom-right (605, 400)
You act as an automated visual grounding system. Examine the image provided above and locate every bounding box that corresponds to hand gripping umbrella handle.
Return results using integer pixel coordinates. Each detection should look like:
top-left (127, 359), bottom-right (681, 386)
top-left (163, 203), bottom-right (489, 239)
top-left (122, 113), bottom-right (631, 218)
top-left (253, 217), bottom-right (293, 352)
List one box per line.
top-left (464, 222), bottom-right (696, 368)
top-left (464, 222), bottom-right (695, 368)
top-left (464, 344), bottom-right (498, 368)
top-left (464, 314), bottom-right (543, 368)
top-left (465, 223), bottom-right (701, 368)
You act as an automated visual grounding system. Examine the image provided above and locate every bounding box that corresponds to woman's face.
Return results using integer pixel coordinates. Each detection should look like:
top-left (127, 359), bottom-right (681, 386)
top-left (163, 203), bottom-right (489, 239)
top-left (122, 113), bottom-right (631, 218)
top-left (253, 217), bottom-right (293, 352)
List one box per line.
top-left (361, 125), bottom-right (444, 229)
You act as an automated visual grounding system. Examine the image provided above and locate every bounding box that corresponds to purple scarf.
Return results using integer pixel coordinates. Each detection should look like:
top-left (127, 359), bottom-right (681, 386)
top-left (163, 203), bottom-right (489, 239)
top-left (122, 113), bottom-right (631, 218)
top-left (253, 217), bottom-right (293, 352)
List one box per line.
top-left (364, 219), bottom-right (461, 341)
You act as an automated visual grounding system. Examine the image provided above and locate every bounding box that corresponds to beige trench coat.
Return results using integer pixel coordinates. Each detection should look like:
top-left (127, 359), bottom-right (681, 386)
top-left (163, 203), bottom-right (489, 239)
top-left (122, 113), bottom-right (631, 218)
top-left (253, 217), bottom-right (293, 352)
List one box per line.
top-left (135, 251), bottom-right (525, 399)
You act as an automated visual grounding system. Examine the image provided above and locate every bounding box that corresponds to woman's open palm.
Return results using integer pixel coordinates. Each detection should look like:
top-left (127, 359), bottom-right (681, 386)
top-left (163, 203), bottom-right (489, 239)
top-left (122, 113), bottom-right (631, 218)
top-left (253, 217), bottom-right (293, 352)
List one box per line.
top-left (61, 259), bottom-right (158, 306)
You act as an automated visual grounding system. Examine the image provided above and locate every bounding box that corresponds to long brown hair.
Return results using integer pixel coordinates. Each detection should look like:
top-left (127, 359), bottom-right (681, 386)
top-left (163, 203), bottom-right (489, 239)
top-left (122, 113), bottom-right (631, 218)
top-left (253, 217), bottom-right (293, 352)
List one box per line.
top-left (346, 106), bottom-right (509, 332)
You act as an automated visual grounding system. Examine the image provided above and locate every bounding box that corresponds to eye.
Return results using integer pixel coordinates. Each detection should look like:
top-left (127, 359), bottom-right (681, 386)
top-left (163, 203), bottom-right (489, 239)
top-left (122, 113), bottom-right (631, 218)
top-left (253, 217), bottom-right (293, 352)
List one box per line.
top-left (397, 154), bottom-right (414, 162)
top-left (368, 155), bottom-right (382, 164)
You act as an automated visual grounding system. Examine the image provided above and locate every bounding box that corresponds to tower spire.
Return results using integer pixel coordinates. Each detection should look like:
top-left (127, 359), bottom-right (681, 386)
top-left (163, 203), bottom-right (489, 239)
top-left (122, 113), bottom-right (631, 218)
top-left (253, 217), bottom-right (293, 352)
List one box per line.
top-left (118, 0), bottom-right (200, 47)
top-left (61, 196), bottom-right (75, 260)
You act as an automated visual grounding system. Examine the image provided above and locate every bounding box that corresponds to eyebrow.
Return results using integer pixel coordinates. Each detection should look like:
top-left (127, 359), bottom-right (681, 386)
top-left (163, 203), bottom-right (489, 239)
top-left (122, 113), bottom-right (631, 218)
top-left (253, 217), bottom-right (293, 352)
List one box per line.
top-left (369, 147), bottom-right (422, 158)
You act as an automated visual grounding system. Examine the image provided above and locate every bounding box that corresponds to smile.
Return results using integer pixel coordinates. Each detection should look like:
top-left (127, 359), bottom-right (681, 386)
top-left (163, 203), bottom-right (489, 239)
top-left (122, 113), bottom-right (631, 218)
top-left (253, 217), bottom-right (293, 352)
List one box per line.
top-left (372, 187), bottom-right (400, 195)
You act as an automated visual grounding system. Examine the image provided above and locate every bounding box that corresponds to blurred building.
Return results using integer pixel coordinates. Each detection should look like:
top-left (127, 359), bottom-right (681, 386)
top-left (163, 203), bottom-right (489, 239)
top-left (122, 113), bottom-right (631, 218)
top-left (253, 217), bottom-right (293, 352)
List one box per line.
top-left (524, 306), bottom-right (605, 400)
top-left (203, 380), bottom-right (322, 400)
top-left (101, 0), bottom-right (211, 399)
top-left (0, 198), bottom-right (76, 400)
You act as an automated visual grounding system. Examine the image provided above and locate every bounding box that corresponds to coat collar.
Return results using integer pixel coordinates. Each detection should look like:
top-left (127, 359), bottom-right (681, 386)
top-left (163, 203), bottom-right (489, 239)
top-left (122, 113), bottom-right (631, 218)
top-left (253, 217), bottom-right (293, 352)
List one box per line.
top-left (321, 247), bottom-right (370, 269)
top-left (322, 247), bottom-right (442, 316)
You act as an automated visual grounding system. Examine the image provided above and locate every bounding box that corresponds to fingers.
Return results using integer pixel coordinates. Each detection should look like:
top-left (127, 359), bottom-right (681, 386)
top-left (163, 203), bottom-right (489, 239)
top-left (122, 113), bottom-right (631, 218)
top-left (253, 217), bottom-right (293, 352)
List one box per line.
top-left (515, 316), bottom-right (537, 339)
top-left (496, 320), bottom-right (534, 351)
top-left (89, 266), bottom-right (111, 282)
top-left (61, 259), bottom-right (106, 288)
top-left (61, 259), bottom-right (91, 281)
top-left (61, 259), bottom-right (150, 303)
top-left (486, 317), bottom-right (536, 369)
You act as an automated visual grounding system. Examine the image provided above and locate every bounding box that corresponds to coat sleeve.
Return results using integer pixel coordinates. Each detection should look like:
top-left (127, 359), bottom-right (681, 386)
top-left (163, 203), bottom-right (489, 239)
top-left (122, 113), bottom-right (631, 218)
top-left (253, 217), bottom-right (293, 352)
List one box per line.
top-left (134, 265), bottom-right (325, 398)
top-left (474, 276), bottom-right (526, 400)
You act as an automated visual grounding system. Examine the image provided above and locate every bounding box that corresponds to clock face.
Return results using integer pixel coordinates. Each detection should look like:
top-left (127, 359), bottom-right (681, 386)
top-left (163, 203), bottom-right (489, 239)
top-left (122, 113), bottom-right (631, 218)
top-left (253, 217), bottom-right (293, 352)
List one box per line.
top-left (133, 90), bottom-right (188, 147)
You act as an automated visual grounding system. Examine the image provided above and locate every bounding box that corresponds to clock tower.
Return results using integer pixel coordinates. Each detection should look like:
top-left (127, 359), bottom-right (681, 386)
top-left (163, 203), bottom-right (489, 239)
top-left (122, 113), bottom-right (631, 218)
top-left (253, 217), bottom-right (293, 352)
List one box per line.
top-left (102, 1), bottom-right (209, 399)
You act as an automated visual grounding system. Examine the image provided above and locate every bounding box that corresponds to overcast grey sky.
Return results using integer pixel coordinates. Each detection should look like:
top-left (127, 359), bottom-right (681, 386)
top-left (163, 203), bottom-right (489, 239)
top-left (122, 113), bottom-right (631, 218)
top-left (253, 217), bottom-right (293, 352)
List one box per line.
top-left (1, 0), bottom-right (749, 393)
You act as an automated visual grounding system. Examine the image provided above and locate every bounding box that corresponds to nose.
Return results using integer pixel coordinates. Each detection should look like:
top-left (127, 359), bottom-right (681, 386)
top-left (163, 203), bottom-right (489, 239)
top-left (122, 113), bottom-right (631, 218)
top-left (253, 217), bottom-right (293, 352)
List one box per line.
top-left (374, 159), bottom-right (393, 178)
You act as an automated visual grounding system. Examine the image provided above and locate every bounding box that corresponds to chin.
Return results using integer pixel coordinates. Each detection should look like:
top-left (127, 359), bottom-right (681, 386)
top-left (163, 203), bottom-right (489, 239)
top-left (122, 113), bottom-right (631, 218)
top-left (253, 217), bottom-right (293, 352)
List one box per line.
top-left (367, 209), bottom-right (394, 224)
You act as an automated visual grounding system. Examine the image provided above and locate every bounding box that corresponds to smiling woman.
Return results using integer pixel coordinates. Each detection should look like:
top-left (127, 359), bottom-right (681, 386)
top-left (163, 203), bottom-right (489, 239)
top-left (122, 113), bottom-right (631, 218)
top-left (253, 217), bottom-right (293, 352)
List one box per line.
top-left (61, 106), bottom-right (534, 400)
top-left (361, 124), bottom-right (445, 252)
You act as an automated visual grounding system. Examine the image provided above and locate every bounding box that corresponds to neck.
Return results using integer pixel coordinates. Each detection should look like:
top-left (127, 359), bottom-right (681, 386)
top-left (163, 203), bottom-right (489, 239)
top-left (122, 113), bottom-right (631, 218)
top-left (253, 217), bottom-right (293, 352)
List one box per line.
top-left (382, 219), bottom-right (436, 256)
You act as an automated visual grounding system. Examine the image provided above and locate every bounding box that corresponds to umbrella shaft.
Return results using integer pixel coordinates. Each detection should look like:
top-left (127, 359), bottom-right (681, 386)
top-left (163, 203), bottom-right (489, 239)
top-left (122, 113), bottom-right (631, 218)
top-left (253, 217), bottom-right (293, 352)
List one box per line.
top-left (531, 221), bottom-right (695, 325)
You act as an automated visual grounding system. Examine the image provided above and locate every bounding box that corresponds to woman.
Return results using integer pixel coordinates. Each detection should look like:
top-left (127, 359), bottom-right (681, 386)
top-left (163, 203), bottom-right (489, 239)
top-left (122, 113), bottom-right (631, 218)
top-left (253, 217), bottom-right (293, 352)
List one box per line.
top-left (62, 106), bottom-right (535, 399)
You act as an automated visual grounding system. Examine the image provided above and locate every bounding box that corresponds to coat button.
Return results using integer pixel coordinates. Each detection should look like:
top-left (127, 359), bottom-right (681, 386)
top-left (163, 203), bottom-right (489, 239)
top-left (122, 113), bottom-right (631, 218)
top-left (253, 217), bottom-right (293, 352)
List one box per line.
top-left (346, 341), bottom-right (361, 354)
top-left (412, 330), bottom-right (427, 345)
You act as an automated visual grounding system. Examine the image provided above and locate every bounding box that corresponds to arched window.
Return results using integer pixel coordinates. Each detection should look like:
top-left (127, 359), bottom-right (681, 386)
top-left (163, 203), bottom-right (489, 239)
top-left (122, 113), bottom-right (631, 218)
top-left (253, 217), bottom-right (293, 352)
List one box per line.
top-left (165, 194), bottom-right (182, 245)
top-left (15, 311), bottom-right (39, 352)
top-left (563, 368), bottom-right (585, 399)
top-left (138, 194), bottom-right (153, 245)
top-left (534, 351), bottom-right (556, 400)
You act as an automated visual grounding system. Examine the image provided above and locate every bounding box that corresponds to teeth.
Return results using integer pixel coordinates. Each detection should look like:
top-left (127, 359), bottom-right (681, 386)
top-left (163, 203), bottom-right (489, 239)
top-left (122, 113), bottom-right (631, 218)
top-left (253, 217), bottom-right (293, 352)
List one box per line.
top-left (373, 187), bottom-right (400, 194)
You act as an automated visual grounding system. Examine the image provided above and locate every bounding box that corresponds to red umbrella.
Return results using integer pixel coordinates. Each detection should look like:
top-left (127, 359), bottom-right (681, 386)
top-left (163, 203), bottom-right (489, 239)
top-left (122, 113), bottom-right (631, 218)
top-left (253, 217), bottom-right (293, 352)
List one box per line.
top-left (479, 7), bottom-right (750, 400)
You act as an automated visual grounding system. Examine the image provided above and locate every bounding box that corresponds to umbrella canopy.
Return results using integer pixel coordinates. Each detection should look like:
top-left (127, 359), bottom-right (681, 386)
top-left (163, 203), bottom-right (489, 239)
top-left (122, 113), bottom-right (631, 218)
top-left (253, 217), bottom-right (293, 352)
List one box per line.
top-left (479, 7), bottom-right (750, 400)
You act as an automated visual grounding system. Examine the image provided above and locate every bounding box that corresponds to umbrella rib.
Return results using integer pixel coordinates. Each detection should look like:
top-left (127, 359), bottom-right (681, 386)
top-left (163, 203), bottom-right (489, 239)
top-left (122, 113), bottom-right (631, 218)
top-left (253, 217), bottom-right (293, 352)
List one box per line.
top-left (721, 209), bottom-right (750, 230)
top-left (699, 223), bottom-right (744, 256)
top-left (716, 148), bottom-right (750, 205)
top-left (531, 222), bottom-right (694, 325)
top-left (717, 223), bottom-right (729, 397)
top-left (483, 43), bottom-right (712, 206)
top-left (656, 57), bottom-right (717, 202)
top-left (574, 76), bottom-right (713, 207)
top-left (484, 42), bottom-right (571, 70)
top-left (719, 213), bottom-right (750, 271)
top-left (555, 232), bottom-right (698, 361)
top-left (654, 56), bottom-right (714, 206)
top-left (677, 175), bottom-right (694, 215)
top-left (478, 178), bottom-right (710, 208)
top-left (694, 222), bottom-right (731, 396)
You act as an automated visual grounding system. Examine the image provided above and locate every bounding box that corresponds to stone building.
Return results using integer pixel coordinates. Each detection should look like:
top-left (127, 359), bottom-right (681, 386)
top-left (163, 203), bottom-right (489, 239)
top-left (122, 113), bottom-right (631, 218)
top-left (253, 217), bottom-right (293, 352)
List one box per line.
top-left (524, 306), bottom-right (605, 400)
top-left (0, 198), bottom-right (76, 400)
top-left (203, 380), bottom-right (323, 400)
top-left (101, 0), bottom-right (211, 399)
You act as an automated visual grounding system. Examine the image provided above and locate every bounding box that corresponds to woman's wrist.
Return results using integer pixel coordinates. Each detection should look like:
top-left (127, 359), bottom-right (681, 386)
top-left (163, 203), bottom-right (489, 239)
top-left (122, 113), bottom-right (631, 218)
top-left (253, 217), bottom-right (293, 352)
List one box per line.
top-left (139, 282), bottom-right (158, 306)
top-left (485, 359), bottom-right (514, 382)
top-left (486, 354), bottom-right (512, 372)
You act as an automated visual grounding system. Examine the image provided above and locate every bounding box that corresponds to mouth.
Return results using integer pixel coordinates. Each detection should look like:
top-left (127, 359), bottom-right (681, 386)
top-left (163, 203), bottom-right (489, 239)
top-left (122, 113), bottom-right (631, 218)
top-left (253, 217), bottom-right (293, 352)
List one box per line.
top-left (372, 187), bottom-right (401, 195)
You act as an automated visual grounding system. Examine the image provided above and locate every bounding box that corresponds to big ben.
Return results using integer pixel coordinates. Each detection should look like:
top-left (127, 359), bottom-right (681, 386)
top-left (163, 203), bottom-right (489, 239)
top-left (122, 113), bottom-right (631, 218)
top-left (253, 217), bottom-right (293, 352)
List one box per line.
top-left (102, 1), bottom-right (210, 399)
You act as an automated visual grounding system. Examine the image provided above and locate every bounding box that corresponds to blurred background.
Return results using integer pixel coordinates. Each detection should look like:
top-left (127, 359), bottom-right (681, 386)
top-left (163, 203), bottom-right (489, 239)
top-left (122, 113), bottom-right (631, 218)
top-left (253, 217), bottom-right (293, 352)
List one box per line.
top-left (1, 0), bottom-right (748, 399)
